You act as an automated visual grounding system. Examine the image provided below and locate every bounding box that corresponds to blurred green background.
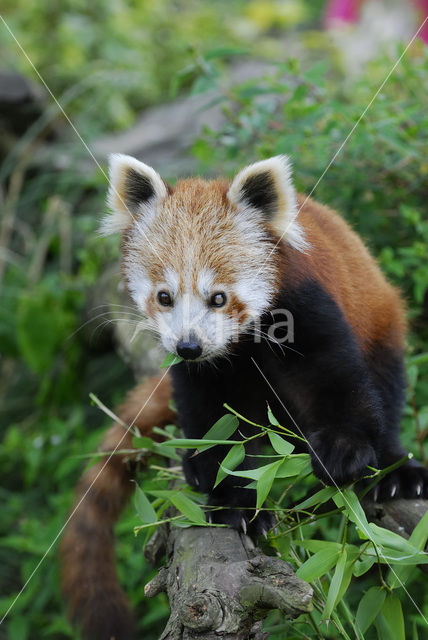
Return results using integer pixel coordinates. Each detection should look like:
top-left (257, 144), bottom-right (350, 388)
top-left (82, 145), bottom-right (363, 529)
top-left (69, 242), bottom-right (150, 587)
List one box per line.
top-left (0, 1), bottom-right (427, 638)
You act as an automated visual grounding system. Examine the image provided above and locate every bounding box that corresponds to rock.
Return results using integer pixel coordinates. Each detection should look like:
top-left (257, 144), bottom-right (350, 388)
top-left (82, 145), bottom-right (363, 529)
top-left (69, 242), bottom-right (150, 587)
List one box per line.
top-left (0, 71), bottom-right (59, 159)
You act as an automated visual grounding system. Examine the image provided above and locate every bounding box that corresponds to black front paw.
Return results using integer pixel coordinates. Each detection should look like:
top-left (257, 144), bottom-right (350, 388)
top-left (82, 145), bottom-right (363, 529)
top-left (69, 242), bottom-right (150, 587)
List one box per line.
top-left (309, 431), bottom-right (378, 486)
top-left (367, 458), bottom-right (428, 501)
top-left (206, 492), bottom-right (274, 538)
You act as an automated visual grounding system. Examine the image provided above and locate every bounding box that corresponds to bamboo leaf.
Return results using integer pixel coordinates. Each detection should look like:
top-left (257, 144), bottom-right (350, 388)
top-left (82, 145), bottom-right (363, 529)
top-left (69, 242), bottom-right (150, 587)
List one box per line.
top-left (298, 540), bottom-right (341, 553)
top-left (256, 459), bottom-right (283, 510)
top-left (334, 489), bottom-right (371, 538)
top-left (293, 486), bottom-right (337, 511)
top-left (203, 414), bottom-right (239, 441)
top-left (322, 549), bottom-right (347, 621)
top-left (387, 511), bottom-right (428, 588)
top-left (160, 352), bottom-right (184, 368)
top-left (162, 438), bottom-right (241, 449)
top-left (169, 493), bottom-right (206, 524)
top-left (268, 431), bottom-right (294, 455)
top-left (134, 485), bottom-right (157, 524)
top-left (356, 586), bottom-right (386, 634)
top-left (276, 454), bottom-right (311, 478)
top-left (214, 444), bottom-right (245, 487)
top-left (267, 405), bottom-right (280, 425)
top-left (368, 522), bottom-right (420, 555)
top-left (296, 547), bottom-right (340, 582)
top-left (132, 436), bottom-right (154, 450)
top-left (379, 594), bottom-right (405, 640)
top-left (353, 555), bottom-right (376, 577)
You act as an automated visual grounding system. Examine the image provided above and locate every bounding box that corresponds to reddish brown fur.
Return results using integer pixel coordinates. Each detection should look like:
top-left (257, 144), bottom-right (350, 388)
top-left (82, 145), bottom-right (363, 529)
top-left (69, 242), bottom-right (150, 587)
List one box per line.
top-left (60, 375), bottom-right (174, 640)
top-left (121, 177), bottom-right (278, 296)
top-left (274, 195), bottom-right (406, 353)
top-left (63, 183), bottom-right (406, 638)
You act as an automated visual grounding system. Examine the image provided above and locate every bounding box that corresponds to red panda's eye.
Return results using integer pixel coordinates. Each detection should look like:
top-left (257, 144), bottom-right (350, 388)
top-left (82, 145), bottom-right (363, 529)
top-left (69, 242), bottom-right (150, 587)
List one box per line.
top-left (157, 291), bottom-right (173, 306)
top-left (210, 292), bottom-right (227, 308)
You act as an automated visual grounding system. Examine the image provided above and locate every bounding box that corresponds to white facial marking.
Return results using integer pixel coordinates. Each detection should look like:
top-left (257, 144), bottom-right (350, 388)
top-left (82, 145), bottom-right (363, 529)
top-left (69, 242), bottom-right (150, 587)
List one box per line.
top-left (233, 275), bottom-right (272, 321)
top-left (123, 259), bottom-right (152, 310)
top-left (197, 268), bottom-right (215, 297)
top-left (163, 268), bottom-right (180, 296)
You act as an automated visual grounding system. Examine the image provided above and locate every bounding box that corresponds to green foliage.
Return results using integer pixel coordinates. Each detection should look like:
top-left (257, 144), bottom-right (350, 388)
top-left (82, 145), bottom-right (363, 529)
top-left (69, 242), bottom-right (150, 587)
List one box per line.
top-left (160, 352), bottom-right (184, 368)
top-left (192, 47), bottom-right (428, 331)
top-left (0, 0), bottom-right (284, 137)
top-left (131, 407), bottom-right (428, 639)
top-left (1, 11), bottom-right (428, 639)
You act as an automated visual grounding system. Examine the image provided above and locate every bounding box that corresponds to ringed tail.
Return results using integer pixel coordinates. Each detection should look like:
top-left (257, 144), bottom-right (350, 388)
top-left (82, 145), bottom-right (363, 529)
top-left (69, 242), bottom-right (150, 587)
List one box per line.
top-left (60, 374), bottom-right (173, 640)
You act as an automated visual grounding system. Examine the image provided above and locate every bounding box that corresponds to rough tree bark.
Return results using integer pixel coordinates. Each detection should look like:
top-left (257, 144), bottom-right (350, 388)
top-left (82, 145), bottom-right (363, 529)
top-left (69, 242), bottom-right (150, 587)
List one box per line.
top-left (141, 499), bottom-right (427, 639)
top-left (144, 524), bottom-right (313, 640)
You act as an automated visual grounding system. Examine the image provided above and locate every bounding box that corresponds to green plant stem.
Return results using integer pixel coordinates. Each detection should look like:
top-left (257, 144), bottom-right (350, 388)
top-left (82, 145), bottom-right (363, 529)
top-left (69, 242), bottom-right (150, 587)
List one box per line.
top-left (307, 611), bottom-right (324, 640)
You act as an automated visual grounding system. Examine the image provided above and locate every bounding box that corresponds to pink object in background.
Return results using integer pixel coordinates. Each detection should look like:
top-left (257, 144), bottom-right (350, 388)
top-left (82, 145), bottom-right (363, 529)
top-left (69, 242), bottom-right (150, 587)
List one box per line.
top-left (325, 0), bottom-right (428, 43)
top-left (414, 0), bottom-right (428, 42)
top-left (324, 0), bottom-right (363, 25)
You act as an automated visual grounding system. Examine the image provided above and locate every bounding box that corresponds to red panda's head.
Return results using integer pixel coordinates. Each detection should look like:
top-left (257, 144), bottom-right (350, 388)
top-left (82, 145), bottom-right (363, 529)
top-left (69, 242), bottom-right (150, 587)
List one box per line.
top-left (101, 154), bottom-right (307, 361)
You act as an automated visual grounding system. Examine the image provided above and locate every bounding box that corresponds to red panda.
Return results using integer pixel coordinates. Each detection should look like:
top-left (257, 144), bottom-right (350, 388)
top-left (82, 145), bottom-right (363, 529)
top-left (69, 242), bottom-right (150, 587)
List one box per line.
top-left (61, 155), bottom-right (427, 640)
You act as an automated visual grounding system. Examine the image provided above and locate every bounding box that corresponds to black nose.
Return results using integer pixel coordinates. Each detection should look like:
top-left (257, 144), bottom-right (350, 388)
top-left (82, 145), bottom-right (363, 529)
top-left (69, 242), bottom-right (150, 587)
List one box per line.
top-left (176, 339), bottom-right (202, 360)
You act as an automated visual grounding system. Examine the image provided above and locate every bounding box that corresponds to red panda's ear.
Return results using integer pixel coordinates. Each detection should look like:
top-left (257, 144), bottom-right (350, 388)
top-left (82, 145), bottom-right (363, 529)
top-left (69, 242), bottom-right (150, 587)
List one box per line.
top-left (100, 154), bottom-right (168, 235)
top-left (227, 156), bottom-right (306, 249)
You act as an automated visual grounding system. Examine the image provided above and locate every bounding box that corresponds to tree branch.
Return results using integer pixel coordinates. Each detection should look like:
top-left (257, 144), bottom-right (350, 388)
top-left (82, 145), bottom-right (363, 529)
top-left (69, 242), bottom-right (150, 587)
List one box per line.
top-left (144, 524), bottom-right (313, 640)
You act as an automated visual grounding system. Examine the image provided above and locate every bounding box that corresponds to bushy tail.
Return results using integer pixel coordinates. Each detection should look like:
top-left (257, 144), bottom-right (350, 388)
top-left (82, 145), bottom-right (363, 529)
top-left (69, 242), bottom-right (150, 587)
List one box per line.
top-left (60, 374), bottom-right (173, 640)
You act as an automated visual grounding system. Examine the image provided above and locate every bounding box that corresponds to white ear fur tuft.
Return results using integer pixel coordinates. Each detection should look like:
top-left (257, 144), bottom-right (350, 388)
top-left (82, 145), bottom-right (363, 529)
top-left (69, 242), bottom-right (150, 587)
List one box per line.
top-left (227, 155), bottom-right (308, 252)
top-left (99, 154), bottom-right (167, 236)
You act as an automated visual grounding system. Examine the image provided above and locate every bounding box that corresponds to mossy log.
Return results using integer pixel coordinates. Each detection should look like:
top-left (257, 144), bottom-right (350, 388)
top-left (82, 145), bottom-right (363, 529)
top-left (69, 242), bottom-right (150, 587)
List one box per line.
top-left (143, 497), bottom-right (427, 638)
top-left (144, 525), bottom-right (313, 640)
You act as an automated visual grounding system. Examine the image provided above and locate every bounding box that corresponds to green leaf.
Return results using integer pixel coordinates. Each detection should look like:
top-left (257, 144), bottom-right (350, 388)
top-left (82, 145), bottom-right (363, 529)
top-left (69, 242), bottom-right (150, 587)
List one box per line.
top-left (387, 511), bottom-right (428, 588)
top-left (153, 442), bottom-right (181, 461)
top-left (407, 510), bottom-right (428, 549)
top-left (292, 486), bottom-right (337, 511)
top-left (6, 616), bottom-right (29, 640)
top-left (298, 540), bottom-right (341, 553)
top-left (203, 414), bottom-right (239, 442)
top-left (222, 460), bottom-right (281, 481)
top-left (368, 522), bottom-right (420, 554)
top-left (353, 555), bottom-right (376, 577)
top-left (223, 454), bottom-right (310, 483)
top-left (132, 436), bottom-right (154, 450)
top-left (379, 594), bottom-right (405, 640)
top-left (267, 405), bottom-right (280, 425)
top-left (268, 432), bottom-right (294, 455)
top-left (363, 548), bottom-right (428, 565)
top-left (169, 492), bottom-right (206, 524)
top-left (205, 46), bottom-right (249, 60)
top-left (322, 548), bottom-right (347, 621)
top-left (256, 459), bottom-right (283, 510)
top-left (336, 556), bottom-right (356, 603)
top-left (412, 621), bottom-right (420, 640)
top-left (276, 454), bottom-right (311, 478)
top-left (134, 485), bottom-right (157, 524)
top-left (356, 586), bottom-right (386, 634)
top-left (296, 547), bottom-right (340, 582)
top-left (17, 292), bottom-right (74, 373)
top-left (160, 352), bottom-right (184, 368)
top-left (333, 489), bottom-right (371, 538)
top-left (162, 438), bottom-right (241, 449)
top-left (215, 444), bottom-right (245, 488)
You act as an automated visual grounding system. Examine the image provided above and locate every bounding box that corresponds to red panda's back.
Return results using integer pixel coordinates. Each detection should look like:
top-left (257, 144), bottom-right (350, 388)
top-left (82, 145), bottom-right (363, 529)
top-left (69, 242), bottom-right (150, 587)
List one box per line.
top-left (286, 195), bottom-right (406, 353)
